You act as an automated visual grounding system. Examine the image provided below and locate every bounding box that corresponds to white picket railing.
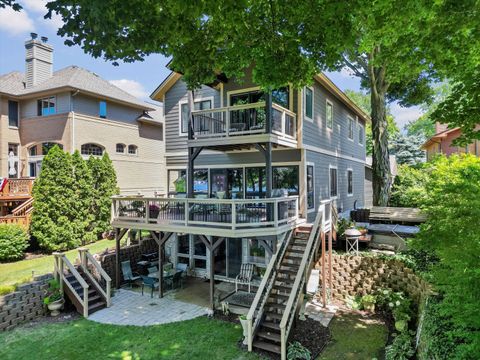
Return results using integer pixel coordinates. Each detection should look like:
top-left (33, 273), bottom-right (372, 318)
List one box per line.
top-left (78, 248), bottom-right (112, 307)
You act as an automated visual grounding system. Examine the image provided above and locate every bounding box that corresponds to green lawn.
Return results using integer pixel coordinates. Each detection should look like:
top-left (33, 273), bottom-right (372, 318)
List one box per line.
top-left (0, 239), bottom-right (115, 287)
top-left (319, 312), bottom-right (388, 360)
top-left (0, 317), bottom-right (260, 360)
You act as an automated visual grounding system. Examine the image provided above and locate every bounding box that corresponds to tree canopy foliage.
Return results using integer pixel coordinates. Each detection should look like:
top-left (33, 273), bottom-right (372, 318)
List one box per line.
top-left (46, 0), bottom-right (453, 205)
top-left (390, 134), bottom-right (425, 165)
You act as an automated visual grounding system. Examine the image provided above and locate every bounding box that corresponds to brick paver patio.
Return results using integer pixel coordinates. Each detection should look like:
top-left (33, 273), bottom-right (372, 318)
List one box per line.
top-left (88, 289), bottom-right (209, 326)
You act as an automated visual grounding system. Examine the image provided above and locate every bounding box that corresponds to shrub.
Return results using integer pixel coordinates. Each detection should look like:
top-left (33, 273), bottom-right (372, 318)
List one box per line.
top-left (287, 341), bottom-right (311, 360)
top-left (389, 164), bottom-right (429, 207)
top-left (414, 155), bottom-right (480, 356)
top-left (0, 224), bottom-right (29, 261)
top-left (385, 331), bottom-right (415, 360)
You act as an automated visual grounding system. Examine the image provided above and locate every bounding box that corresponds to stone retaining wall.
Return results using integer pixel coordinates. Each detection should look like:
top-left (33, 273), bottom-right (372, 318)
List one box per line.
top-left (318, 254), bottom-right (430, 306)
top-left (0, 274), bottom-right (53, 331)
top-left (98, 237), bottom-right (157, 285)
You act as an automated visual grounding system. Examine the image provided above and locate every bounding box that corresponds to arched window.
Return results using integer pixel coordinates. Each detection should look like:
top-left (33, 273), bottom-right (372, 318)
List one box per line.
top-left (42, 142), bottom-right (63, 155)
top-left (81, 143), bottom-right (104, 156)
top-left (116, 143), bottom-right (126, 153)
top-left (128, 145), bottom-right (138, 155)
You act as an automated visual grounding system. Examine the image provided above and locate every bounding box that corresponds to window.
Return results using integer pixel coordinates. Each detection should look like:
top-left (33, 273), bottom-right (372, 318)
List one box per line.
top-left (326, 101), bottom-right (333, 129)
top-left (348, 116), bottom-right (354, 140)
top-left (273, 166), bottom-right (299, 196)
top-left (81, 143), bottom-right (103, 156)
top-left (116, 143), bottom-right (126, 153)
top-left (245, 167), bottom-right (266, 199)
top-left (307, 165), bottom-right (314, 209)
top-left (347, 169), bottom-right (353, 196)
top-left (359, 123), bottom-right (364, 145)
top-left (194, 169), bottom-right (208, 195)
top-left (42, 142), bottom-right (63, 155)
top-left (177, 234), bottom-right (190, 255)
top-left (37, 96), bottom-right (56, 116)
top-left (272, 87), bottom-right (289, 109)
top-left (29, 146), bottom-right (37, 156)
top-left (99, 101), bottom-right (107, 118)
top-left (210, 168), bottom-right (243, 199)
top-left (8, 100), bottom-right (19, 127)
top-left (304, 87), bottom-right (313, 121)
top-left (180, 99), bottom-right (212, 134)
top-left (128, 145), bottom-right (138, 155)
top-left (329, 167), bottom-right (338, 198)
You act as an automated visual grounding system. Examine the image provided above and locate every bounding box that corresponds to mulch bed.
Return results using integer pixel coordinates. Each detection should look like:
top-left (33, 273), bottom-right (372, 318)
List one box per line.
top-left (290, 317), bottom-right (331, 359)
top-left (211, 310), bottom-right (240, 324)
top-left (18, 310), bottom-right (80, 330)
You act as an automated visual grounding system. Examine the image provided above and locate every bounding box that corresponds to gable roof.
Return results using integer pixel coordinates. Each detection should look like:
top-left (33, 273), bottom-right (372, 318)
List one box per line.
top-left (0, 66), bottom-right (154, 110)
top-left (150, 71), bottom-right (370, 123)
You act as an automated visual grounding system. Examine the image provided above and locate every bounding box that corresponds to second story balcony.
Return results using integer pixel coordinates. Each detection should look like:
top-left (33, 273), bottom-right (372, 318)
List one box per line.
top-left (111, 195), bottom-right (302, 238)
top-left (0, 178), bottom-right (34, 201)
top-left (190, 102), bottom-right (297, 149)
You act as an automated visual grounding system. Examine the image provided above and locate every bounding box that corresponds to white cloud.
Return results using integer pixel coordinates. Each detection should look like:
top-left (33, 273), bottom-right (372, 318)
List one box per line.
top-left (0, 6), bottom-right (35, 35)
top-left (21, 0), bottom-right (48, 13)
top-left (390, 103), bottom-right (425, 129)
top-left (41, 12), bottom-right (63, 30)
top-left (110, 79), bottom-right (149, 99)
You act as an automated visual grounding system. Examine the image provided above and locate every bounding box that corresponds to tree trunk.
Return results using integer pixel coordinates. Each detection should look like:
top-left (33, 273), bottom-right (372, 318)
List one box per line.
top-left (370, 82), bottom-right (392, 206)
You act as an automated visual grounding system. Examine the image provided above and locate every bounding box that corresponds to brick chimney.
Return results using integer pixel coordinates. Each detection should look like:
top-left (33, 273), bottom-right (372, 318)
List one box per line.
top-left (435, 122), bottom-right (448, 135)
top-left (24, 33), bottom-right (53, 88)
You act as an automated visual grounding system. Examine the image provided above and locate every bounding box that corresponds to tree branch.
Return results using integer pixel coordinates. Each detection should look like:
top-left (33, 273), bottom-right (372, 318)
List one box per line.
top-left (342, 55), bottom-right (368, 81)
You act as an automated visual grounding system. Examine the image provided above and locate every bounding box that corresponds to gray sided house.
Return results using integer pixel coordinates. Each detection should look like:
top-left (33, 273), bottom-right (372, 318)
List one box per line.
top-left (110, 64), bottom-right (368, 357)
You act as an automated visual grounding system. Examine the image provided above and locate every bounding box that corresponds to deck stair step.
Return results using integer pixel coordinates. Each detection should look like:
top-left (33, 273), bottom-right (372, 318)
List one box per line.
top-left (88, 301), bottom-right (106, 315)
top-left (257, 331), bottom-right (281, 342)
top-left (287, 248), bottom-right (305, 254)
top-left (266, 302), bottom-right (286, 311)
top-left (261, 321), bottom-right (281, 332)
top-left (253, 340), bottom-right (281, 354)
top-left (270, 293), bottom-right (289, 301)
top-left (265, 311), bottom-right (283, 320)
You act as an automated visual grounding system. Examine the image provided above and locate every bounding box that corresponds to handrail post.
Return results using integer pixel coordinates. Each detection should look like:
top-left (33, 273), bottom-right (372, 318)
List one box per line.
top-left (232, 203), bottom-right (236, 230)
top-left (274, 199), bottom-right (278, 227)
top-left (281, 327), bottom-right (286, 360)
top-left (78, 247), bottom-right (88, 269)
top-left (106, 279), bottom-right (111, 307)
top-left (226, 108), bottom-right (230, 136)
top-left (145, 199), bottom-right (150, 223)
top-left (184, 199), bottom-right (189, 226)
top-left (247, 319), bottom-right (252, 351)
top-left (83, 287), bottom-right (89, 317)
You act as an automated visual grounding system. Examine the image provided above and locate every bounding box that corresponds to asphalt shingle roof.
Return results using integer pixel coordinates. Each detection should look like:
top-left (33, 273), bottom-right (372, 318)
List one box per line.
top-left (0, 66), bottom-right (152, 110)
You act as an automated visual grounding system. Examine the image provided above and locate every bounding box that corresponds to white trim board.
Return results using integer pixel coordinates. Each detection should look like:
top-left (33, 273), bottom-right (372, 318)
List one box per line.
top-left (303, 144), bottom-right (366, 164)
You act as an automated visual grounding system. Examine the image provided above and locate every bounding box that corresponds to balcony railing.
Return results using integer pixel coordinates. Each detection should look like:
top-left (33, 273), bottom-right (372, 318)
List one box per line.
top-left (0, 178), bottom-right (34, 198)
top-left (191, 102), bottom-right (297, 140)
top-left (112, 196), bottom-right (299, 231)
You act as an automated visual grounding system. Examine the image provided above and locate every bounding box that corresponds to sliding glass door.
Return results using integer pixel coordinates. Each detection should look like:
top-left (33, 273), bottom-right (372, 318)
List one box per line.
top-left (213, 238), bottom-right (243, 278)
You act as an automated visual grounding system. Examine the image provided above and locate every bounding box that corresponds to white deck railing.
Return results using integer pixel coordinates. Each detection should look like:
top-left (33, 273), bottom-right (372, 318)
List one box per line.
top-left (112, 195), bottom-right (299, 230)
top-left (191, 102), bottom-right (297, 139)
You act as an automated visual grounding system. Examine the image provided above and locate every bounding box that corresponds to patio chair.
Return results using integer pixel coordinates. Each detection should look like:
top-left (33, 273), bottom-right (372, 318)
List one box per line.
top-left (147, 266), bottom-right (158, 276)
top-left (172, 271), bottom-right (184, 289)
top-left (235, 263), bottom-right (254, 293)
top-left (121, 260), bottom-right (141, 287)
top-left (176, 263), bottom-right (189, 282)
top-left (141, 276), bottom-right (159, 298)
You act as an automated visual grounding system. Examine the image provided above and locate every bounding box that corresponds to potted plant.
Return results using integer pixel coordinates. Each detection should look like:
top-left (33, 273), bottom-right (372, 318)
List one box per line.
top-left (43, 279), bottom-right (64, 316)
top-left (239, 314), bottom-right (249, 345)
top-left (361, 294), bottom-right (376, 312)
top-left (356, 225), bottom-right (368, 236)
top-left (149, 204), bottom-right (160, 219)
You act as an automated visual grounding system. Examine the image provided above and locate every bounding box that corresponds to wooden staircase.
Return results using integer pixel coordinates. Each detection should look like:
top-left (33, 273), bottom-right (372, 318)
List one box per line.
top-left (53, 248), bottom-right (111, 317)
top-left (252, 226), bottom-right (312, 355)
top-left (64, 268), bottom-right (107, 316)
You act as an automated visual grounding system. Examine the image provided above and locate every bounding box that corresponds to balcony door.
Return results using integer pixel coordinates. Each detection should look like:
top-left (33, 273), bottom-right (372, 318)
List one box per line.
top-left (210, 168), bottom-right (243, 199)
top-left (214, 238), bottom-right (242, 279)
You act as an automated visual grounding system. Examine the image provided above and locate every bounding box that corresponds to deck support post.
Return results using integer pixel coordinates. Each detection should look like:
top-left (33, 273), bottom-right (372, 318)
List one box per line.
top-left (114, 228), bottom-right (128, 289)
top-left (328, 229), bottom-right (333, 301)
top-left (199, 235), bottom-right (225, 310)
top-left (151, 231), bottom-right (173, 298)
top-left (321, 230), bottom-right (326, 308)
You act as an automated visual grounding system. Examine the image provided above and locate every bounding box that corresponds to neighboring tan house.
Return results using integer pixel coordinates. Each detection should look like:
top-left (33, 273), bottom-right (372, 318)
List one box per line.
top-left (0, 34), bottom-right (166, 196)
top-left (421, 123), bottom-right (480, 161)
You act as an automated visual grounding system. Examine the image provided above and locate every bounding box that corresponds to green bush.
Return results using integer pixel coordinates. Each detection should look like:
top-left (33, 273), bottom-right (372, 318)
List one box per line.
top-left (389, 164), bottom-right (429, 207)
top-left (0, 224), bottom-right (29, 261)
top-left (287, 341), bottom-right (311, 360)
top-left (385, 331), bottom-right (415, 360)
top-left (414, 154), bottom-right (480, 357)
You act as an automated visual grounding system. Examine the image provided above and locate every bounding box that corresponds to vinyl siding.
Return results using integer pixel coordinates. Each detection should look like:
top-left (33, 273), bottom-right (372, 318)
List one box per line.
top-left (306, 149), bottom-right (365, 222)
top-left (302, 82), bottom-right (366, 161)
top-left (164, 80), bottom-right (220, 153)
top-left (72, 94), bottom-right (141, 124)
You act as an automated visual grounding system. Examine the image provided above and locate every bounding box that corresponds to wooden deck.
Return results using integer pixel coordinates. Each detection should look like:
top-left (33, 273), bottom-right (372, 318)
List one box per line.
top-left (369, 206), bottom-right (427, 224)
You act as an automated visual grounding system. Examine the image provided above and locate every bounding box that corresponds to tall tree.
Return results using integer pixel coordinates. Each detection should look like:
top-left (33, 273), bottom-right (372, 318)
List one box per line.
top-left (71, 150), bottom-right (95, 244)
top-left (87, 153), bottom-right (118, 237)
top-left (46, 0), bottom-right (438, 205)
top-left (389, 134), bottom-right (425, 165)
top-left (344, 90), bottom-right (399, 156)
top-left (31, 146), bottom-right (77, 251)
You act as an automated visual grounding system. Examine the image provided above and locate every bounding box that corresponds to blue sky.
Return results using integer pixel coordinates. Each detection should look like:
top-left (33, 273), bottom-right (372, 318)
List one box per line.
top-left (0, 0), bottom-right (423, 128)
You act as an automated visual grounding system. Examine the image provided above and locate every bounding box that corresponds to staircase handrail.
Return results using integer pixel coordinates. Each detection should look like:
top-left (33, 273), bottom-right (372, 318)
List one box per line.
top-left (78, 248), bottom-right (112, 307)
top-left (53, 253), bottom-right (89, 317)
top-left (278, 200), bottom-right (332, 360)
top-left (12, 197), bottom-right (34, 216)
top-left (246, 229), bottom-right (293, 351)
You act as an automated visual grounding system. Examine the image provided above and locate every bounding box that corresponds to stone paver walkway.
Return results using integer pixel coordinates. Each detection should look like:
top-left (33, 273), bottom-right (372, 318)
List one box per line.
top-left (304, 298), bottom-right (338, 327)
top-left (88, 289), bottom-right (209, 326)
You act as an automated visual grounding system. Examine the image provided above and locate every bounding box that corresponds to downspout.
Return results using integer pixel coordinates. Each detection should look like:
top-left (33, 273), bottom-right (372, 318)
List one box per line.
top-left (71, 90), bottom-right (80, 153)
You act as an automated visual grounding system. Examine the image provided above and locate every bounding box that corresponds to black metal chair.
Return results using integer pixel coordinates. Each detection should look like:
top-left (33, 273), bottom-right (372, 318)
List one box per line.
top-left (141, 276), bottom-right (159, 298)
